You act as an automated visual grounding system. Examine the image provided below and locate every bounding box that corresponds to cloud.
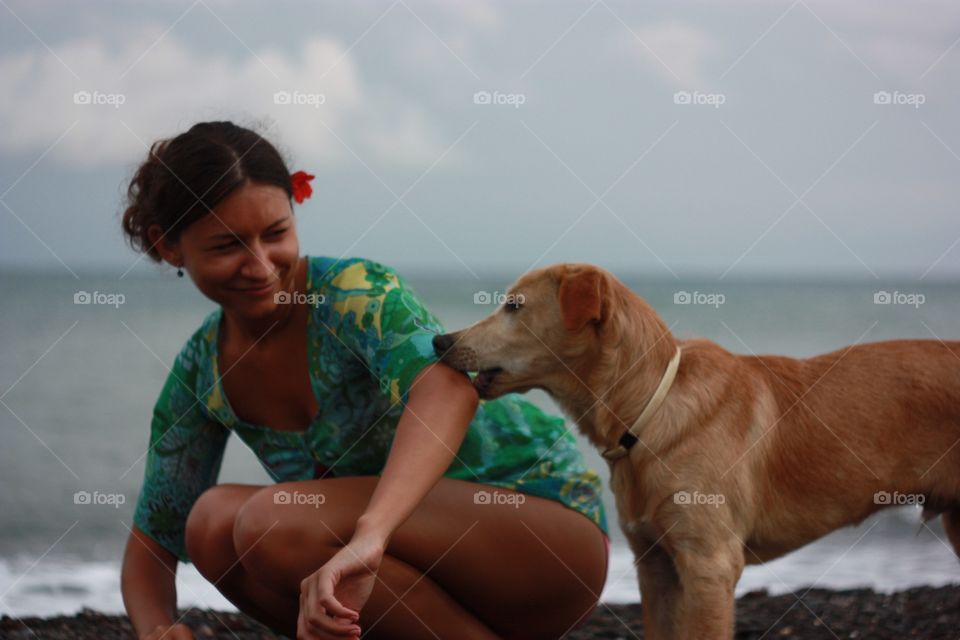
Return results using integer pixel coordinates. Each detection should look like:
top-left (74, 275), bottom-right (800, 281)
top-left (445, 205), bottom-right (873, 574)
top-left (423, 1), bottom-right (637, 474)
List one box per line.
top-left (0, 26), bottom-right (452, 169)
top-left (611, 20), bottom-right (720, 87)
top-left (820, 0), bottom-right (960, 81)
top-left (359, 101), bottom-right (462, 168)
top-left (707, 0), bottom-right (960, 82)
top-left (426, 0), bottom-right (501, 32)
top-left (605, 1), bottom-right (960, 87)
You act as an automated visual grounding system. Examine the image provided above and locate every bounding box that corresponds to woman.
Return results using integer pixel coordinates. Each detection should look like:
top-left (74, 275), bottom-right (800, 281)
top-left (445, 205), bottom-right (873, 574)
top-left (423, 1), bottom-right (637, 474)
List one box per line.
top-left (118, 121), bottom-right (609, 640)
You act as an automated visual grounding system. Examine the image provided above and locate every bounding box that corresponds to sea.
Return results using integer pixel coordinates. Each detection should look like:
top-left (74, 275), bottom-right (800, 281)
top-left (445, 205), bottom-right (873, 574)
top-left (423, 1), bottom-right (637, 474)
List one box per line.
top-left (1, 268), bottom-right (958, 617)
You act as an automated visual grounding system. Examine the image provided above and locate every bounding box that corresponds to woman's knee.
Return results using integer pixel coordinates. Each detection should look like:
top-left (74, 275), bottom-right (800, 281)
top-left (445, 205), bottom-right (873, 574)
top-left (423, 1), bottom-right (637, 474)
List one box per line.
top-left (231, 482), bottom-right (352, 594)
top-left (185, 483), bottom-right (260, 577)
top-left (232, 483), bottom-right (338, 561)
top-left (231, 485), bottom-right (278, 560)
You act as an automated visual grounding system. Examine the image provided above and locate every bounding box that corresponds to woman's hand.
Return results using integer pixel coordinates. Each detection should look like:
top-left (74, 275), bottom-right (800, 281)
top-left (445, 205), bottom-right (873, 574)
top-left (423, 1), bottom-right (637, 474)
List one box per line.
top-left (140, 623), bottom-right (195, 640)
top-left (295, 365), bottom-right (476, 638)
top-left (297, 535), bottom-right (386, 639)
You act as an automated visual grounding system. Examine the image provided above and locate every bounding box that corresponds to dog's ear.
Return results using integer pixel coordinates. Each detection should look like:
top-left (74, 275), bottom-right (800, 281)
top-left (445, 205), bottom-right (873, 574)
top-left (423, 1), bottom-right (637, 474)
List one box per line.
top-left (558, 267), bottom-right (604, 331)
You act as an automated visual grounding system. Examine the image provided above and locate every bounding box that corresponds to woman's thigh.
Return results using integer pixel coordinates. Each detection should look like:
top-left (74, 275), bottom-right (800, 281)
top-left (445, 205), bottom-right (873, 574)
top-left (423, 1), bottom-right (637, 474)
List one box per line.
top-left (240, 476), bottom-right (608, 636)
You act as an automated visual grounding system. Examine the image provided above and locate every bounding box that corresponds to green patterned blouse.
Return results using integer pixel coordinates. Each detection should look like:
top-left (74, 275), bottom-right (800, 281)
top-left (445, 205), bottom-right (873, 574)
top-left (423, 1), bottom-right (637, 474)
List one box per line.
top-left (132, 255), bottom-right (608, 563)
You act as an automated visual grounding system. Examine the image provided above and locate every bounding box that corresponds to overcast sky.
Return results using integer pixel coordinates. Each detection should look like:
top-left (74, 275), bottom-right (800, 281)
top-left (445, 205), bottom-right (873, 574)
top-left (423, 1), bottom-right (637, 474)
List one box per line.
top-left (1, 0), bottom-right (958, 282)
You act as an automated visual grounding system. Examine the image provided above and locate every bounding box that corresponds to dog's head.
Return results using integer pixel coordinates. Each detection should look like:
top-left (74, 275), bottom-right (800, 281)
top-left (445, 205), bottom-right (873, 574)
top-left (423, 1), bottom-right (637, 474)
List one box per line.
top-left (433, 263), bottom-right (629, 400)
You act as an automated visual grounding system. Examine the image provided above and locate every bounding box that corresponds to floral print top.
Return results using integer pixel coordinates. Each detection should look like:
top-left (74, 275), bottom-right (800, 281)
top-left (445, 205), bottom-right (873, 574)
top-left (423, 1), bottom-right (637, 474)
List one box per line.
top-left (132, 255), bottom-right (608, 563)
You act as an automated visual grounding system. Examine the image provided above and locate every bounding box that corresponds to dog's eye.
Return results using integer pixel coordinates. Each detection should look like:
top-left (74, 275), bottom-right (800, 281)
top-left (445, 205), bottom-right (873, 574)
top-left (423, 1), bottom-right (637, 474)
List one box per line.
top-left (504, 298), bottom-right (523, 313)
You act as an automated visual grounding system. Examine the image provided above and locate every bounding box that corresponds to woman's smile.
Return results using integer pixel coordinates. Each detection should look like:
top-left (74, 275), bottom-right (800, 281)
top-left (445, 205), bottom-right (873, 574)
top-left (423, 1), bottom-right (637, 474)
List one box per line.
top-left (231, 280), bottom-right (276, 296)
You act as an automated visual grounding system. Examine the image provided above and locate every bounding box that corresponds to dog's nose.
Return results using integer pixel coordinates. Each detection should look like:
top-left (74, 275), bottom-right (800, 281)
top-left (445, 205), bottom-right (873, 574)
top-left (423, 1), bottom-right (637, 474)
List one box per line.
top-left (433, 333), bottom-right (455, 356)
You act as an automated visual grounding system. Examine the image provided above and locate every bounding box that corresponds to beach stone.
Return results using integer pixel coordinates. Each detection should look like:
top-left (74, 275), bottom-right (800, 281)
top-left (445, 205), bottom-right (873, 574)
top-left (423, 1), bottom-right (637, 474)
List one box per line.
top-left (3, 585), bottom-right (959, 638)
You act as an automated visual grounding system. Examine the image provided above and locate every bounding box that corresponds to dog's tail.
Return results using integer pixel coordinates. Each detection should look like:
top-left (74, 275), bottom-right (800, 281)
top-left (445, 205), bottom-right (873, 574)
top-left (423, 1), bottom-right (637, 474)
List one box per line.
top-left (942, 508), bottom-right (960, 560)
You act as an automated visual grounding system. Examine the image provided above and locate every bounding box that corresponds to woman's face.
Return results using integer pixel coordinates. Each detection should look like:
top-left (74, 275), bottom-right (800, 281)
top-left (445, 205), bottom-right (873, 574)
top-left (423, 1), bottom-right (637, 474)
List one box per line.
top-left (159, 181), bottom-right (301, 319)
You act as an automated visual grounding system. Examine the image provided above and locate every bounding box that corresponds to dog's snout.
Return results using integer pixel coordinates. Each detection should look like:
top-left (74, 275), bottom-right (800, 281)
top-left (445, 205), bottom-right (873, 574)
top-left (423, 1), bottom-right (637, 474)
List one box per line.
top-left (433, 333), bottom-right (455, 356)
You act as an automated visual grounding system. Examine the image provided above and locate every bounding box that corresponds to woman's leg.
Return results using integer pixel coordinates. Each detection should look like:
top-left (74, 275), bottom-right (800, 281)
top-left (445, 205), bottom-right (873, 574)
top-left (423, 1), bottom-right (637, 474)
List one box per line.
top-left (185, 483), bottom-right (299, 633)
top-left (232, 476), bottom-right (608, 640)
top-left (185, 482), bottom-right (502, 639)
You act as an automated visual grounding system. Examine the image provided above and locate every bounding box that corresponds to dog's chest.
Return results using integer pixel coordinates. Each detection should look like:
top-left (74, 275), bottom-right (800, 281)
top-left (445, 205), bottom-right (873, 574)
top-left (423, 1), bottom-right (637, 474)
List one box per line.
top-left (609, 460), bottom-right (663, 543)
top-left (621, 515), bottom-right (661, 544)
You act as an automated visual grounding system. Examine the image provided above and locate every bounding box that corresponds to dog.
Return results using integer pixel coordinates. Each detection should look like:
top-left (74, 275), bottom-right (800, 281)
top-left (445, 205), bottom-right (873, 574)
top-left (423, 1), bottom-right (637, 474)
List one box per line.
top-left (432, 262), bottom-right (960, 640)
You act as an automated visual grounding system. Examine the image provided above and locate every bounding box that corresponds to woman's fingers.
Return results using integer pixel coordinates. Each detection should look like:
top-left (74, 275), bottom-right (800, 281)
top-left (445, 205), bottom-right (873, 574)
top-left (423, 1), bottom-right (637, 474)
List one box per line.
top-left (305, 615), bottom-right (361, 639)
top-left (315, 567), bottom-right (361, 623)
top-left (304, 608), bottom-right (360, 638)
top-left (302, 572), bottom-right (362, 638)
top-left (318, 584), bottom-right (360, 621)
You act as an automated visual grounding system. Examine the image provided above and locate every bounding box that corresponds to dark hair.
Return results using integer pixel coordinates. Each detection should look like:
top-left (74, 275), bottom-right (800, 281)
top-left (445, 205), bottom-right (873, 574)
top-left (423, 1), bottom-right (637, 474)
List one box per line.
top-left (121, 121), bottom-right (293, 262)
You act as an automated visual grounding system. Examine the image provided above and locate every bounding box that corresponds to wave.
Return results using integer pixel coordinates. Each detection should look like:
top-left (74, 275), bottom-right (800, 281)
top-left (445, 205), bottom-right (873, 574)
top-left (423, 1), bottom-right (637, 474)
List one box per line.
top-left (3, 523), bottom-right (958, 617)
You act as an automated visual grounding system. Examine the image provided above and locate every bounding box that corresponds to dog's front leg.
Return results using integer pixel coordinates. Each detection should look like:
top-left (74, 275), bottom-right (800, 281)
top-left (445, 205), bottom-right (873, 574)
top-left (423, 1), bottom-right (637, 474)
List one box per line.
top-left (637, 544), bottom-right (680, 640)
top-left (670, 545), bottom-right (744, 640)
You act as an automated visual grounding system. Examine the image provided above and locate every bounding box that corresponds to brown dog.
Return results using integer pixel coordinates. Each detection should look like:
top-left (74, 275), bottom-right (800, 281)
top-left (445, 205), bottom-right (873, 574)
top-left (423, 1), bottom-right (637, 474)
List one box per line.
top-left (432, 263), bottom-right (960, 640)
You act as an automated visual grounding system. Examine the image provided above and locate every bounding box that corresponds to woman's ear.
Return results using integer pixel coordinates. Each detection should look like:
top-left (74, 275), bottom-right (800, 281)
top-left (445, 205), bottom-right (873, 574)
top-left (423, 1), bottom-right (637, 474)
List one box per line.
top-left (147, 224), bottom-right (183, 268)
top-left (557, 266), bottom-right (604, 331)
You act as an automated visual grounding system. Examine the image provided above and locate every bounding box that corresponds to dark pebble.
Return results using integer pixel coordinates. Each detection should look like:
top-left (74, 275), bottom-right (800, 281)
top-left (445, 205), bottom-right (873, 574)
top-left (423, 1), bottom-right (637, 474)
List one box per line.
top-left (1, 585), bottom-right (958, 639)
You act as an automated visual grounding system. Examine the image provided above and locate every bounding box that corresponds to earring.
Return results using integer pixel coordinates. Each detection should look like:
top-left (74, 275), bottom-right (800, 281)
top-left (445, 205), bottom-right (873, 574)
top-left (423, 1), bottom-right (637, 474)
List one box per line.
top-left (177, 267), bottom-right (184, 277)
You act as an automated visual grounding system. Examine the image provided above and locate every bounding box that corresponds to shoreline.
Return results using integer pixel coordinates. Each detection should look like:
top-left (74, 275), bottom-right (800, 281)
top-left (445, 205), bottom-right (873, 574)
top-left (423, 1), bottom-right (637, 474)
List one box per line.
top-left (2, 584), bottom-right (959, 638)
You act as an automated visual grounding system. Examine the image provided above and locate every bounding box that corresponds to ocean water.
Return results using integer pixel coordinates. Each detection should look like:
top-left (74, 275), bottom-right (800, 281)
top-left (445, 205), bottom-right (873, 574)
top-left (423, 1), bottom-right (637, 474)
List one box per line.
top-left (1, 269), bottom-right (959, 616)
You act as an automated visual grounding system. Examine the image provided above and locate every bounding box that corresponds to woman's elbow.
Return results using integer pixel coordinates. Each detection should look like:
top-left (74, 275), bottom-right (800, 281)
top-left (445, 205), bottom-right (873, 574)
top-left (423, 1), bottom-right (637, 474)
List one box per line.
top-left (413, 362), bottom-right (479, 410)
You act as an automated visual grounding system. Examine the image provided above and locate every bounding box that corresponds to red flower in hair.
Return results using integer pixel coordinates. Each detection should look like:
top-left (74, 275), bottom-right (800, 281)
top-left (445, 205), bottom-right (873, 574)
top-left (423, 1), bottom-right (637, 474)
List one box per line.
top-left (290, 170), bottom-right (315, 204)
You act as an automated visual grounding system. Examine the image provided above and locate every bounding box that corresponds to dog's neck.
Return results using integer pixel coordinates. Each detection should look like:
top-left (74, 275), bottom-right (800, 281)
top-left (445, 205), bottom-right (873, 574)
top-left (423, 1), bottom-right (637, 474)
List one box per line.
top-left (553, 287), bottom-right (680, 455)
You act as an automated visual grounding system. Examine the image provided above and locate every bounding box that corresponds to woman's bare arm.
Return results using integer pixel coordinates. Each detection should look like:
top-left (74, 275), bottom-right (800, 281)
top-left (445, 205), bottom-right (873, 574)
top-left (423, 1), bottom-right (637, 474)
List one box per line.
top-left (293, 362), bottom-right (483, 637)
top-left (353, 362), bottom-right (479, 547)
top-left (121, 524), bottom-right (193, 639)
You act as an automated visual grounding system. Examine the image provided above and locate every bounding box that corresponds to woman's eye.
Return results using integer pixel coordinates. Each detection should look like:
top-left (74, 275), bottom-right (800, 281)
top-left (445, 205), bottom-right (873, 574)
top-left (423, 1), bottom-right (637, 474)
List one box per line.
top-left (268, 227), bottom-right (287, 238)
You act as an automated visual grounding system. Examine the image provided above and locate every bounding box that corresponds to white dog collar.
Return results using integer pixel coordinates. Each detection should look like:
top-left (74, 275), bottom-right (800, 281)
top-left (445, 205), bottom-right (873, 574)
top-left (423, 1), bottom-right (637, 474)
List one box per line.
top-left (602, 345), bottom-right (682, 462)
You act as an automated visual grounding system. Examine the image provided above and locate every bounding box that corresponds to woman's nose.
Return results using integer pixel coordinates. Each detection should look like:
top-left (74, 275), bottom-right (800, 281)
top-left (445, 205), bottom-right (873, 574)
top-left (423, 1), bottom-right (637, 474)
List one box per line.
top-left (238, 242), bottom-right (275, 280)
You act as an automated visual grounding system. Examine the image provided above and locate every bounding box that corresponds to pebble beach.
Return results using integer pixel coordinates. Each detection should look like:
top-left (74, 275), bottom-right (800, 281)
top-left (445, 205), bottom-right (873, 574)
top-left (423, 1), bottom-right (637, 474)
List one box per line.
top-left (3, 585), bottom-right (959, 639)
